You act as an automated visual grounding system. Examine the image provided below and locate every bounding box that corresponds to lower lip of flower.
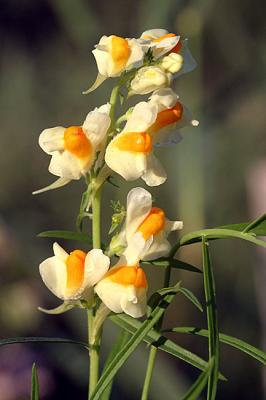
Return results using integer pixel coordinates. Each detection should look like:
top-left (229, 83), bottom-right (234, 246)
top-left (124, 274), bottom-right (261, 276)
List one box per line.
top-left (115, 131), bottom-right (153, 153)
top-left (64, 126), bottom-right (93, 159)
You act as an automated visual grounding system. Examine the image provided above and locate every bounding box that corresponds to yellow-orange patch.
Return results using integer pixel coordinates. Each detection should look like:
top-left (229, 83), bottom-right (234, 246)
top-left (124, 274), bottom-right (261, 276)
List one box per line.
top-left (66, 249), bottom-right (86, 294)
top-left (153, 33), bottom-right (176, 42)
top-left (149, 102), bottom-right (183, 134)
top-left (115, 132), bottom-right (152, 153)
top-left (111, 36), bottom-right (131, 72)
top-left (105, 266), bottom-right (147, 288)
top-left (137, 207), bottom-right (165, 240)
top-left (64, 126), bottom-right (92, 159)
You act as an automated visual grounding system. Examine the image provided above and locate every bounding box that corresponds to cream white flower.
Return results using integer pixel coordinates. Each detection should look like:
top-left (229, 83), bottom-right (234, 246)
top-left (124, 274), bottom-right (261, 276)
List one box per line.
top-left (105, 101), bottom-right (167, 186)
top-left (130, 66), bottom-right (171, 95)
top-left (84, 35), bottom-right (144, 93)
top-left (95, 263), bottom-right (148, 318)
top-left (140, 29), bottom-right (196, 76)
top-left (148, 88), bottom-right (199, 146)
top-left (112, 187), bottom-right (183, 261)
top-left (39, 243), bottom-right (110, 301)
top-left (140, 29), bottom-right (180, 59)
top-left (33, 104), bottom-right (111, 194)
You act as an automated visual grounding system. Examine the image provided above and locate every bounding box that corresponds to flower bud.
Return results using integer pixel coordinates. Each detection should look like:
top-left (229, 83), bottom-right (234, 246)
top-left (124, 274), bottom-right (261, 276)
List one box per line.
top-left (130, 66), bottom-right (171, 95)
top-left (161, 53), bottom-right (183, 74)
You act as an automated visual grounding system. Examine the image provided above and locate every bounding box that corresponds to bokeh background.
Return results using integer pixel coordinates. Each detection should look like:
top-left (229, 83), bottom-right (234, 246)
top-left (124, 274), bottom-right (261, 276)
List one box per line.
top-left (0, 0), bottom-right (266, 398)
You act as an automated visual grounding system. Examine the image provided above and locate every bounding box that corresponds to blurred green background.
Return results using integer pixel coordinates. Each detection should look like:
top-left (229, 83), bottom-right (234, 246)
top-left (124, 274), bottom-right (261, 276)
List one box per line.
top-left (0, 0), bottom-right (266, 398)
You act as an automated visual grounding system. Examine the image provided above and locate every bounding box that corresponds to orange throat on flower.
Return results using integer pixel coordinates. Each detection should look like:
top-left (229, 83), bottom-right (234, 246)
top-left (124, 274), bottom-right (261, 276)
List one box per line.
top-left (115, 131), bottom-right (152, 153)
top-left (111, 36), bottom-right (131, 72)
top-left (149, 102), bottom-right (183, 134)
top-left (65, 250), bottom-right (86, 295)
top-left (64, 126), bottom-right (93, 160)
top-left (105, 265), bottom-right (148, 289)
top-left (137, 207), bottom-right (166, 240)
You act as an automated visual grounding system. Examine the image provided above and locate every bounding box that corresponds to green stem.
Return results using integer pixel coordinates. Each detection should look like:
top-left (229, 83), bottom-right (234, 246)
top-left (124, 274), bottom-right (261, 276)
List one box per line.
top-left (141, 245), bottom-right (173, 399)
top-left (109, 84), bottom-right (121, 133)
top-left (88, 186), bottom-right (102, 399)
top-left (141, 346), bottom-right (157, 400)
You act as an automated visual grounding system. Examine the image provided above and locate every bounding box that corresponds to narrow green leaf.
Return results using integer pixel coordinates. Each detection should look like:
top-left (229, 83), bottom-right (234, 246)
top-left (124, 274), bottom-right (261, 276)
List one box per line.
top-left (178, 228), bottom-right (266, 248)
top-left (202, 238), bottom-right (219, 400)
top-left (38, 300), bottom-right (82, 315)
top-left (0, 336), bottom-right (89, 349)
top-left (164, 327), bottom-right (266, 365)
top-left (109, 314), bottom-right (226, 381)
top-left (142, 258), bottom-right (202, 273)
top-left (38, 230), bottom-right (92, 244)
top-left (31, 363), bottom-right (39, 400)
top-left (179, 287), bottom-right (203, 312)
top-left (219, 213), bottom-right (266, 236)
top-left (180, 358), bottom-right (214, 400)
top-left (90, 283), bottom-right (181, 400)
top-left (101, 329), bottom-right (130, 400)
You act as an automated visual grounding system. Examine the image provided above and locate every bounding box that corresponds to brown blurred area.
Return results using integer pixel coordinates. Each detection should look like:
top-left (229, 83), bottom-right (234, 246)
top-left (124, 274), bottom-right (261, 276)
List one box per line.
top-left (0, 0), bottom-right (266, 398)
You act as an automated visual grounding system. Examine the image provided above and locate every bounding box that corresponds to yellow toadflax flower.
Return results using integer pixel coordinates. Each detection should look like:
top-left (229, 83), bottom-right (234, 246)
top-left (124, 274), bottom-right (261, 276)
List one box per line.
top-left (33, 104), bottom-right (111, 194)
top-left (140, 29), bottom-right (197, 76)
top-left (148, 88), bottom-right (199, 146)
top-left (105, 101), bottom-right (167, 186)
top-left (39, 243), bottom-right (110, 301)
top-left (105, 90), bottom-right (198, 185)
top-left (84, 35), bottom-right (144, 93)
top-left (110, 187), bottom-right (183, 261)
top-left (95, 263), bottom-right (148, 318)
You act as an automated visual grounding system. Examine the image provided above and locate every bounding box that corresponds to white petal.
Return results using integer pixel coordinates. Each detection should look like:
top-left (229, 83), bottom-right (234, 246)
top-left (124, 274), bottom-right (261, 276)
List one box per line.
top-left (92, 47), bottom-right (113, 77)
top-left (39, 256), bottom-right (67, 300)
top-left (53, 242), bottom-right (68, 261)
top-left (48, 151), bottom-right (84, 180)
top-left (125, 187), bottom-right (152, 239)
top-left (96, 103), bottom-right (111, 115)
top-left (121, 233), bottom-right (153, 265)
top-left (32, 177), bottom-right (71, 195)
top-left (39, 127), bottom-right (65, 154)
top-left (142, 153), bottom-right (167, 186)
top-left (121, 287), bottom-right (147, 318)
top-left (140, 29), bottom-right (169, 39)
top-left (142, 231), bottom-right (171, 261)
top-left (123, 102), bottom-right (157, 133)
top-left (82, 73), bottom-right (107, 94)
top-left (83, 249), bottom-right (110, 288)
top-left (105, 141), bottom-right (147, 181)
top-left (149, 88), bottom-right (179, 111)
top-left (165, 220), bottom-right (183, 233)
top-left (95, 280), bottom-right (124, 313)
top-left (82, 109), bottom-right (111, 149)
top-left (126, 38), bottom-right (145, 69)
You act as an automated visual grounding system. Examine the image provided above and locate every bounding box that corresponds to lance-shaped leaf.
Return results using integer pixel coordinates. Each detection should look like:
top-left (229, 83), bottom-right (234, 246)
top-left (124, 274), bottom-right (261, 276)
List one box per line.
top-left (179, 287), bottom-right (203, 312)
top-left (0, 337), bottom-right (88, 349)
top-left (31, 363), bottom-right (39, 400)
top-left (202, 238), bottom-right (219, 400)
top-left (142, 258), bottom-right (202, 273)
top-left (109, 314), bottom-right (226, 381)
top-left (163, 327), bottom-right (266, 365)
top-left (38, 230), bottom-right (92, 244)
